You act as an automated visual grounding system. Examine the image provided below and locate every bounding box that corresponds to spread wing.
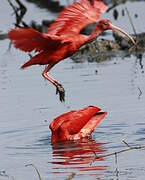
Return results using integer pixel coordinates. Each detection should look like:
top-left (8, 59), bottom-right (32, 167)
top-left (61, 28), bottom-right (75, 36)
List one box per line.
top-left (8, 27), bottom-right (71, 53)
top-left (90, 0), bottom-right (108, 12)
top-left (47, 0), bottom-right (108, 35)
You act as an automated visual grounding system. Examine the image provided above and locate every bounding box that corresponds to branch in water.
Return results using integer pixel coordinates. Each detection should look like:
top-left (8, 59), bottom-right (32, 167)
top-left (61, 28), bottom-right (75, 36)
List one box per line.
top-left (7, 0), bottom-right (27, 26)
top-left (25, 164), bottom-right (42, 180)
top-left (94, 141), bottom-right (145, 160)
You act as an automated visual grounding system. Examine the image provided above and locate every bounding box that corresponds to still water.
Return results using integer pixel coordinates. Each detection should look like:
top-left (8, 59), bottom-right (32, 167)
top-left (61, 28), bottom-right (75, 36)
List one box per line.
top-left (0, 0), bottom-right (145, 179)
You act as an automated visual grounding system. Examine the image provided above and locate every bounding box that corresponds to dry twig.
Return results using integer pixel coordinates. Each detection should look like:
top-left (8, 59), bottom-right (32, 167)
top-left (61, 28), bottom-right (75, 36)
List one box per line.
top-left (25, 164), bottom-right (42, 180)
top-left (7, 0), bottom-right (27, 26)
top-left (94, 142), bottom-right (145, 160)
top-left (125, 7), bottom-right (137, 38)
top-left (65, 172), bottom-right (76, 180)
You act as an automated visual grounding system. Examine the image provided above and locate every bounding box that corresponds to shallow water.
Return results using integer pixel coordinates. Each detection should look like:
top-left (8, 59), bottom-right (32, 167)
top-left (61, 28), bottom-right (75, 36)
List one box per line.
top-left (0, 1), bottom-right (145, 180)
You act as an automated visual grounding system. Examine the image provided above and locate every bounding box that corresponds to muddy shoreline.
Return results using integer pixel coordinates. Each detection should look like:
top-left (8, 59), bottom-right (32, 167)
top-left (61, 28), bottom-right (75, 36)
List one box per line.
top-left (71, 32), bottom-right (145, 62)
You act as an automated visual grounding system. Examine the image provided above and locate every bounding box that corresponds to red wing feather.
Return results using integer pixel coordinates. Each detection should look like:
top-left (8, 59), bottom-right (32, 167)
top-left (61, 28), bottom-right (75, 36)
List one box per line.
top-left (50, 106), bottom-right (101, 135)
top-left (21, 51), bottom-right (52, 68)
top-left (49, 110), bottom-right (76, 132)
top-left (90, 0), bottom-right (108, 13)
top-left (47, 0), bottom-right (108, 35)
top-left (67, 107), bottom-right (101, 135)
top-left (79, 112), bottom-right (107, 137)
top-left (8, 28), bottom-right (70, 52)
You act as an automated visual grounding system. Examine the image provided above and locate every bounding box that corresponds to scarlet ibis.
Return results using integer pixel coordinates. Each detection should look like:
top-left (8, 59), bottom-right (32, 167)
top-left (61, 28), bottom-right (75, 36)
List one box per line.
top-left (8, 0), bottom-right (135, 102)
top-left (49, 106), bottom-right (107, 143)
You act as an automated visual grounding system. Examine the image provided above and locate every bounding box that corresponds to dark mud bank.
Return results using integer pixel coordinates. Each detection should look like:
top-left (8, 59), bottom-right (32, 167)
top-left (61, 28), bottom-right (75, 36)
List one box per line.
top-left (71, 32), bottom-right (145, 62)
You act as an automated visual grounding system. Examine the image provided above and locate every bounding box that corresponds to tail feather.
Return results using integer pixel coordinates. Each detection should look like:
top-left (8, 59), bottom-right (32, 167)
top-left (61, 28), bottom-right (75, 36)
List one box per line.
top-left (21, 59), bottom-right (36, 69)
top-left (21, 51), bottom-right (53, 69)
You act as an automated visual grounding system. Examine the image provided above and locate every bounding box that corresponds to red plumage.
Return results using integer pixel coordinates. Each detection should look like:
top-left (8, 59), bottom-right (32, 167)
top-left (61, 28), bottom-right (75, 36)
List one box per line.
top-left (8, 0), bottom-right (108, 102)
top-left (9, 27), bottom-right (71, 68)
top-left (47, 0), bottom-right (108, 35)
top-left (8, 0), bottom-right (134, 101)
top-left (9, 0), bottom-right (108, 69)
top-left (90, 0), bottom-right (108, 12)
top-left (50, 106), bottom-right (107, 143)
top-left (8, 28), bottom-right (65, 52)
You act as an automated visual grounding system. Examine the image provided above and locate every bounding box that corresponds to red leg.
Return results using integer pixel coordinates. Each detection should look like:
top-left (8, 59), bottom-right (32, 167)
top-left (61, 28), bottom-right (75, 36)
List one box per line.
top-left (42, 64), bottom-right (65, 102)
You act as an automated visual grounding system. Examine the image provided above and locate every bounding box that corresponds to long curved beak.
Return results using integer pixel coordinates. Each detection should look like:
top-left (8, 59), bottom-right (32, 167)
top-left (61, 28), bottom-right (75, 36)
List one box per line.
top-left (109, 23), bottom-right (136, 45)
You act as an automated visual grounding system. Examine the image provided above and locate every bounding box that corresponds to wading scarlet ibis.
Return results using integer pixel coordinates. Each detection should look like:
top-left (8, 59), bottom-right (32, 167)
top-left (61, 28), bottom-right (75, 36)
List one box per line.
top-left (49, 106), bottom-right (107, 143)
top-left (8, 0), bottom-right (135, 102)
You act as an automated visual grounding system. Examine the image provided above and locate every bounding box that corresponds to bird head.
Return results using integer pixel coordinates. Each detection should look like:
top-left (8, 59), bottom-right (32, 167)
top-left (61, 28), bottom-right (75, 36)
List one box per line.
top-left (97, 19), bottom-right (111, 31)
top-left (97, 19), bottom-right (136, 45)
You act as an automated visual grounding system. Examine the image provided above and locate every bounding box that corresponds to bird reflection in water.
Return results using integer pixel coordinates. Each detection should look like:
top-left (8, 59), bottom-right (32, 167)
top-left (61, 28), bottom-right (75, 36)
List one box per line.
top-left (51, 138), bottom-right (107, 178)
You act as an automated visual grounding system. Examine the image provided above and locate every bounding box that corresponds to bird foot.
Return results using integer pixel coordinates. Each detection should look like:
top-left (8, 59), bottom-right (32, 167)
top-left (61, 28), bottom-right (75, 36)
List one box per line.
top-left (56, 84), bottom-right (65, 102)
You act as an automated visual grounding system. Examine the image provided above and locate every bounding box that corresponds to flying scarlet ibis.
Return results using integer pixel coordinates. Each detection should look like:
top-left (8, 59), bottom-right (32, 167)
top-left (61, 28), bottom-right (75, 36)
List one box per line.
top-left (8, 0), bottom-right (135, 102)
top-left (49, 106), bottom-right (107, 143)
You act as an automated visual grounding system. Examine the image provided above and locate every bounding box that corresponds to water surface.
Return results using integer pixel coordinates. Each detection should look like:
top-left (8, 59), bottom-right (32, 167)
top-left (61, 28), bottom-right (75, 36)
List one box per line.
top-left (0, 1), bottom-right (145, 179)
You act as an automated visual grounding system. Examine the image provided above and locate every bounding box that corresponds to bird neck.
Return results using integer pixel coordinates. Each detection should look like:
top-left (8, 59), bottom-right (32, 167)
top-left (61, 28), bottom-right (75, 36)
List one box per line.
top-left (87, 26), bottom-right (103, 42)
